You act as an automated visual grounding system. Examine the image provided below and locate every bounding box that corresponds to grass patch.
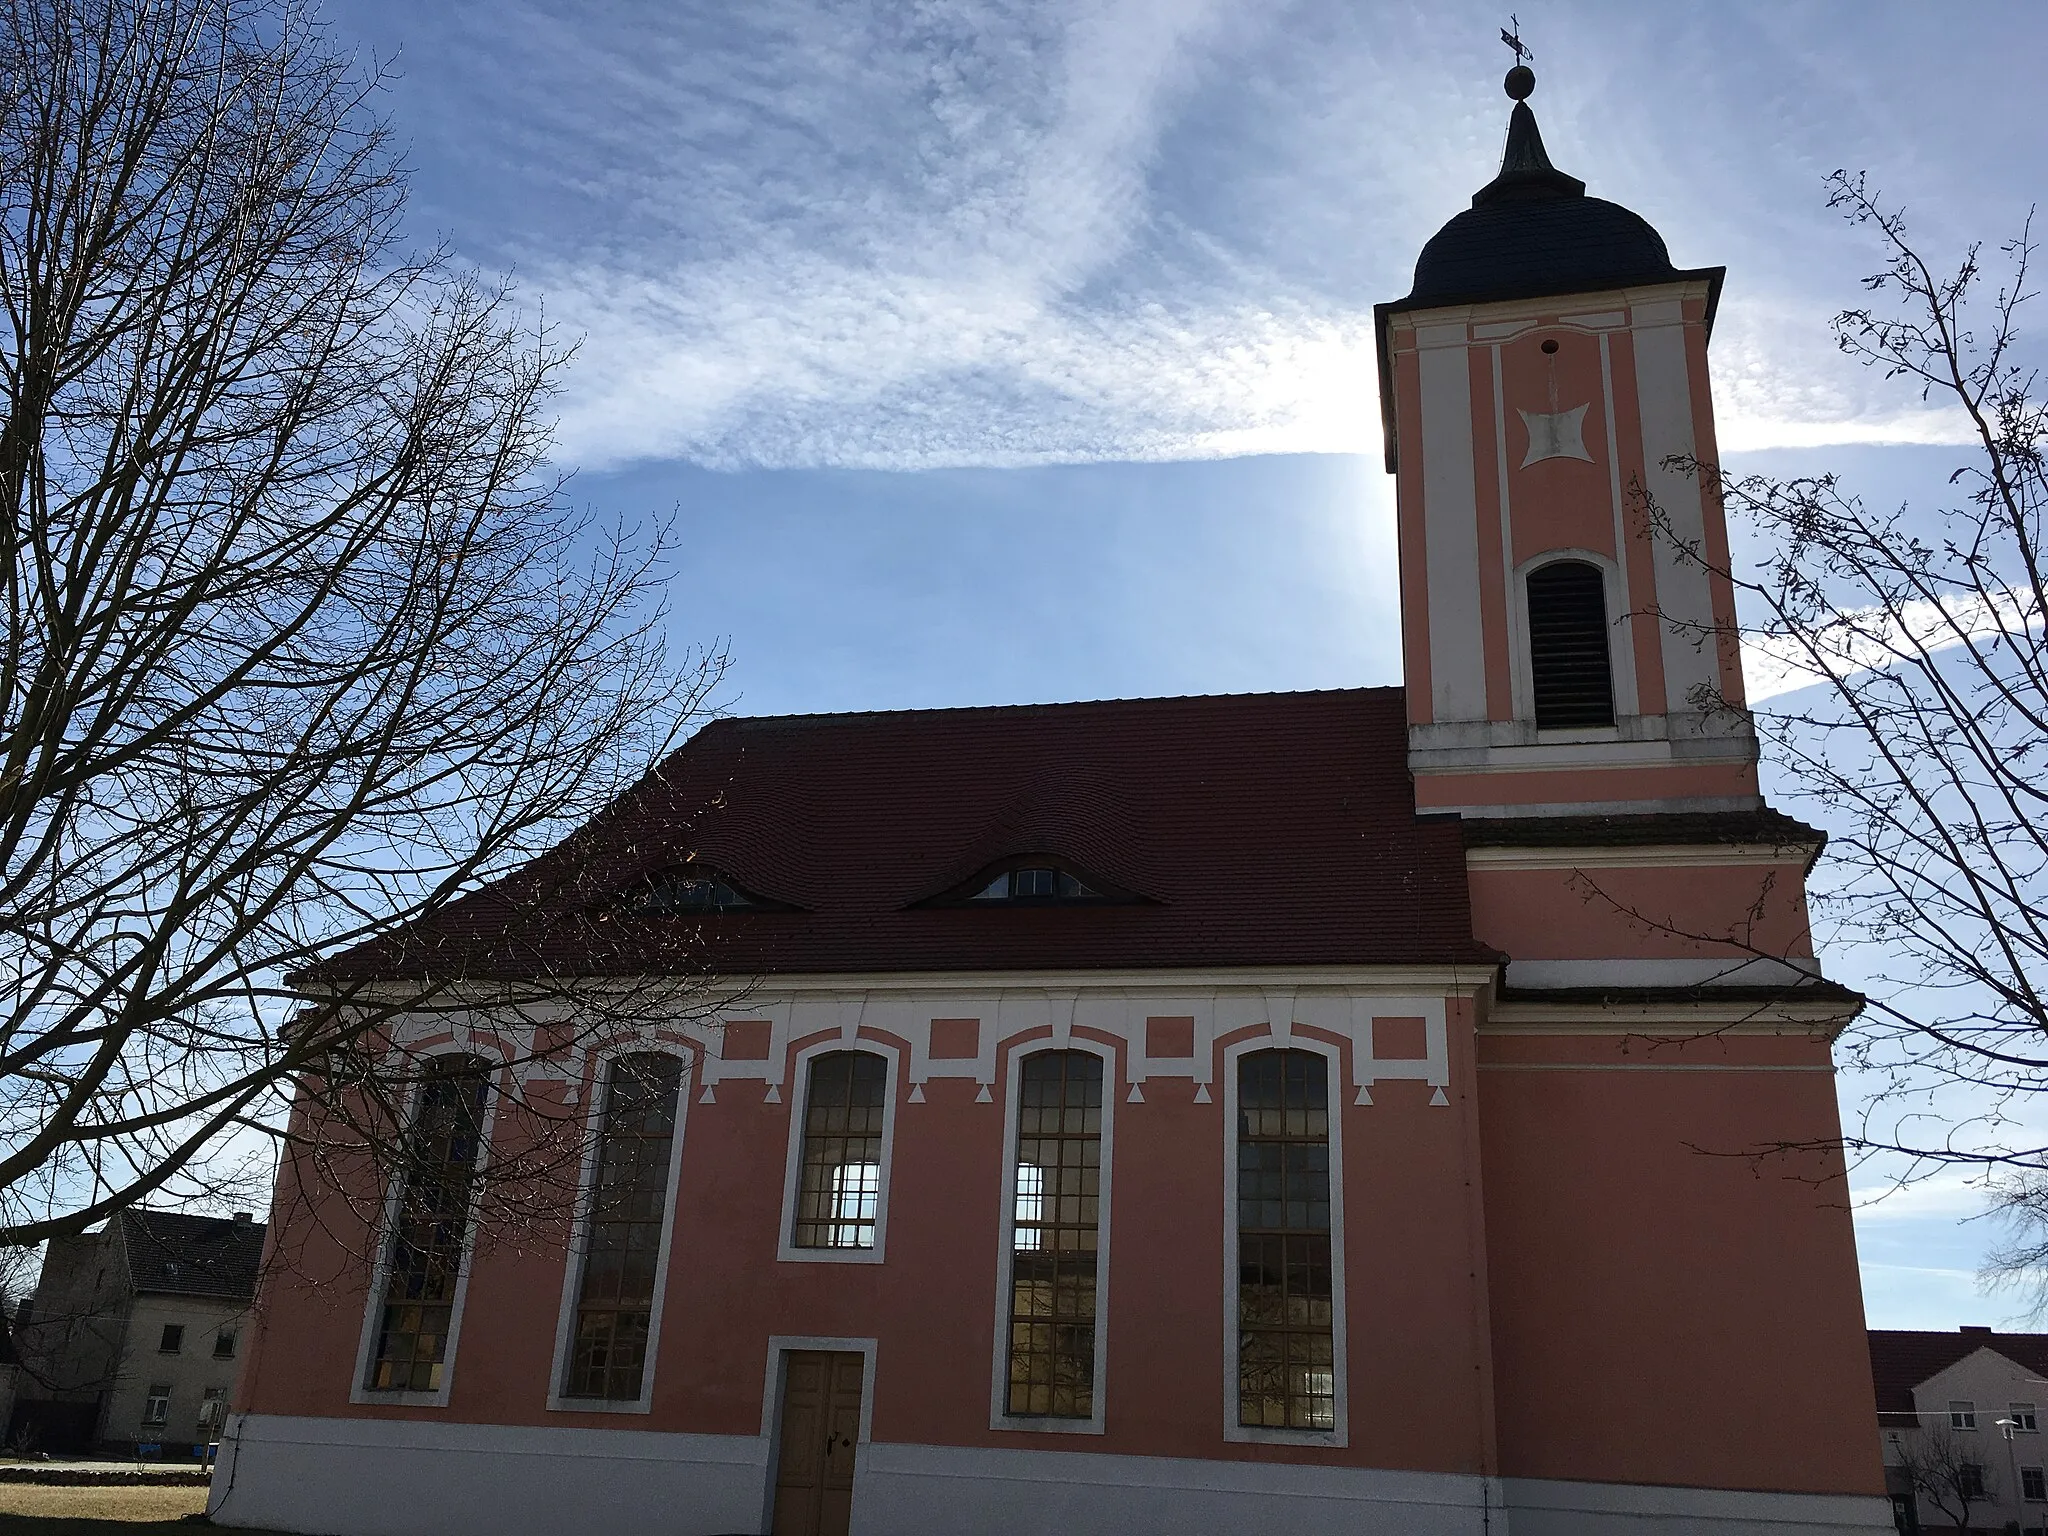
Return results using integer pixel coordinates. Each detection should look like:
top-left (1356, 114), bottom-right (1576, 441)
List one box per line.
top-left (0, 1481), bottom-right (290, 1532)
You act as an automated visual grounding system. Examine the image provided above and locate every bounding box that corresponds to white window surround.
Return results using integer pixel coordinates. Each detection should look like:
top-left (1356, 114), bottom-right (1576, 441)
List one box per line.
top-left (757, 1334), bottom-right (879, 1536)
top-left (1221, 1031), bottom-right (1349, 1449)
top-left (987, 1035), bottom-right (1116, 1436)
top-left (348, 1053), bottom-right (503, 1410)
top-left (776, 1037), bottom-right (903, 1266)
top-left (2013, 1400), bottom-right (2040, 1432)
top-left (1950, 1399), bottom-right (1978, 1430)
top-left (545, 1043), bottom-right (695, 1415)
top-left (1508, 546), bottom-right (1640, 733)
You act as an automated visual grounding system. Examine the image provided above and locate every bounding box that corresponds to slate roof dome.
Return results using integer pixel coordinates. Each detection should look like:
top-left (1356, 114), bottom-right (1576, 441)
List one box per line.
top-left (1392, 72), bottom-right (1721, 315)
top-left (1384, 69), bottom-right (1720, 319)
top-left (1373, 67), bottom-right (1725, 471)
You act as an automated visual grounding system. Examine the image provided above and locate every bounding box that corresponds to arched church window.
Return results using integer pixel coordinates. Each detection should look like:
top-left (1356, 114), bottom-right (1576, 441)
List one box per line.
top-left (1526, 560), bottom-right (1616, 729)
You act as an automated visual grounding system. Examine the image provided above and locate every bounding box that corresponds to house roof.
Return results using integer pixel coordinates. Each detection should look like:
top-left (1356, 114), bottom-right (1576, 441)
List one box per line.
top-left (1869, 1328), bottom-right (2048, 1424)
top-left (117, 1211), bottom-right (265, 1301)
top-left (316, 688), bottom-right (1498, 983)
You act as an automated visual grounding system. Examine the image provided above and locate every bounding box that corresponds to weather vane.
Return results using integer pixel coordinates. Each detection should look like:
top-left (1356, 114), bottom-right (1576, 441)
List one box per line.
top-left (1500, 16), bottom-right (1533, 65)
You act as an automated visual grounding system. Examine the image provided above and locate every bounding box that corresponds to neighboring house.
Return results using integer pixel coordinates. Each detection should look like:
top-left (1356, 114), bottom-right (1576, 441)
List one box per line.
top-left (210, 67), bottom-right (1895, 1536)
top-left (9, 1210), bottom-right (265, 1456)
top-left (1873, 1327), bottom-right (2048, 1535)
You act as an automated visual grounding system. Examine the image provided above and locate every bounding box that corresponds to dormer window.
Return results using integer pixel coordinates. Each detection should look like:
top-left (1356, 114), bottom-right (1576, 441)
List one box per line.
top-left (971, 867), bottom-right (1101, 903)
top-left (625, 869), bottom-right (783, 914)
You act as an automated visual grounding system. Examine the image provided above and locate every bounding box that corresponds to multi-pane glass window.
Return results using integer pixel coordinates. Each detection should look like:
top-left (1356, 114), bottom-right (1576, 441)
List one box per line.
top-left (1236, 1049), bottom-right (1335, 1432)
top-left (792, 1053), bottom-right (888, 1249)
top-left (565, 1053), bottom-right (683, 1401)
top-left (142, 1384), bottom-right (170, 1426)
top-left (366, 1055), bottom-right (488, 1393)
top-left (1005, 1051), bottom-right (1103, 1419)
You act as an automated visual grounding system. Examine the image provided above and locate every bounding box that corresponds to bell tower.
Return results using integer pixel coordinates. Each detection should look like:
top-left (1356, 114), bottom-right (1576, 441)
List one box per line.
top-left (1375, 65), bottom-right (1755, 820)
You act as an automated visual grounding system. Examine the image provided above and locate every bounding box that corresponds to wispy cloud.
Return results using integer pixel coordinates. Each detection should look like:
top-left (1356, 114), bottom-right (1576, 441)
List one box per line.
top-left (378, 0), bottom-right (2045, 473)
top-left (1742, 587), bottom-right (2042, 704)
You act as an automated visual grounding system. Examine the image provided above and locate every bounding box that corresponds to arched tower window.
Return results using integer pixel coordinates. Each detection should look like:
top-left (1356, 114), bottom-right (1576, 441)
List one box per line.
top-left (1526, 560), bottom-right (1616, 729)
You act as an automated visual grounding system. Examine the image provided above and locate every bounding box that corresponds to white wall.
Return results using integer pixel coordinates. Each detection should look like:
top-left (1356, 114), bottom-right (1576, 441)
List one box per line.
top-left (212, 1414), bottom-right (1895, 1536)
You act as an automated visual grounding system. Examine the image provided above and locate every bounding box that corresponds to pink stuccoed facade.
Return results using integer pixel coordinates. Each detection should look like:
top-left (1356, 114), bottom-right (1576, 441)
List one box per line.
top-left (210, 74), bottom-right (1895, 1536)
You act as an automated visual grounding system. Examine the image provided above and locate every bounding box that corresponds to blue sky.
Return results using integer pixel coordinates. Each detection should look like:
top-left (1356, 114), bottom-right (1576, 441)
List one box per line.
top-left (320, 0), bottom-right (2048, 1326)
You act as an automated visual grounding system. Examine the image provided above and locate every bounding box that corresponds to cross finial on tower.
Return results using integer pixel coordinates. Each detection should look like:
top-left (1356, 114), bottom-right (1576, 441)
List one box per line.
top-left (1500, 16), bottom-right (1536, 100)
top-left (1500, 16), bottom-right (1533, 66)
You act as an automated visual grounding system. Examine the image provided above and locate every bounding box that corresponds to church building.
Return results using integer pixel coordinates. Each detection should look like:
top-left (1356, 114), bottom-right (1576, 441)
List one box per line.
top-left (210, 69), bottom-right (1895, 1536)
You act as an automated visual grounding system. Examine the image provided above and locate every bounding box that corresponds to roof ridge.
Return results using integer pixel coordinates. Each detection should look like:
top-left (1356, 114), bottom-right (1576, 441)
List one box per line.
top-left (703, 685), bottom-right (1402, 732)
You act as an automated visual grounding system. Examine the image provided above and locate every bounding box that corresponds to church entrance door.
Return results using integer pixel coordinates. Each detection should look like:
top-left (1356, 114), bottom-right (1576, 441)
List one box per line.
top-left (772, 1350), bottom-right (864, 1536)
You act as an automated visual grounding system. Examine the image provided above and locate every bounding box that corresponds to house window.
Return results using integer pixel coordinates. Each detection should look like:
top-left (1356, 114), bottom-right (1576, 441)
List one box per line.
top-left (142, 1385), bottom-right (171, 1426)
top-left (213, 1329), bottom-right (236, 1360)
top-left (564, 1053), bottom-right (683, 1402)
top-left (1004, 1051), bottom-right (1104, 1419)
top-left (1959, 1462), bottom-right (1987, 1498)
top-left (2025, 1466), bottom-right (2047, 1502)
top-left (198, 1387), bottom-right (228, 1435)
top-left (1237, 1049), bottom-right (1335, 1432)
top-left (792, 1053), bottom-right (887, 1249)
top-left (1526, 559), bottom-right (1615, 729)
top-left (2015, 1401), bottom-right (2040, 1432)
top-left (1951, 1399), bottom-right (1979, 1430)
top-left (365, 1055), bottom-right (489, 1393)
top-left (157, 1324), bottom-right (184, 1354)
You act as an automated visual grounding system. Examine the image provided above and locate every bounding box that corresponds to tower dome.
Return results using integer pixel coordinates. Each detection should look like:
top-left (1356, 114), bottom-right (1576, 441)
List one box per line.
top-left (1373, 68), bottom-right (1724, 471)
top-left (1397, 75), bottom-right (1707, 310)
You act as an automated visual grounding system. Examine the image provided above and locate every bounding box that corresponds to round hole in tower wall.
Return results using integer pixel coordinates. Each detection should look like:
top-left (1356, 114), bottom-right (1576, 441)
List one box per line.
top-left (1540, 339), bottom-right (1560, 354)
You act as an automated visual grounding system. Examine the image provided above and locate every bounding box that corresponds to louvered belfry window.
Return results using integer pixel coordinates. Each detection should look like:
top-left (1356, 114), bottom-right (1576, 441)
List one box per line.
top-left (1526, 559), bottom-right (1616, 729)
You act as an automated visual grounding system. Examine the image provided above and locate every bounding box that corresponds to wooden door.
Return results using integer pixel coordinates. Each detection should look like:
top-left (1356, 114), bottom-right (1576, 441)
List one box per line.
top-left (772, 1351), bottom-right (865, 1536)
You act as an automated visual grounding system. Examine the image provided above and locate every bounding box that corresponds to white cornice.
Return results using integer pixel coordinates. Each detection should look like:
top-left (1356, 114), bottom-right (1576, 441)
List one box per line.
top-left (1385, 278), bottom-right (1717, 338)
top-left (308, 963), bottom-right (1501, 1008)
top-left (1484, 997), bottom-right (1859, 1036)
top-left (1466, 844), bottom-right (1814, 870)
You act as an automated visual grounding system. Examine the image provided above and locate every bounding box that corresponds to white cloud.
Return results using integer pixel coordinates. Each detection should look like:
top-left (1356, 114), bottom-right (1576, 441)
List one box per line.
top-left (1742, 588), bottom-right (2042, 704)
top-left (399, 0), bottom-right (2041, 473)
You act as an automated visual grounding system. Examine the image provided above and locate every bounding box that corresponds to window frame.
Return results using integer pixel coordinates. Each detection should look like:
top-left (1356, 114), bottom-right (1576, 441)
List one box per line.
top-left (2024, 1464), bottom-right (2047, 1502)
top-left (2014, 1401), bottom-right (2040, 1433)
top-left (157, 1323), bottom-right (184, 1354)
top-left (1950, 1399), bottom-right (1979, 1431)
top-left (348, 1052), bottom-right (499, 1410)
top-left (987, 1036), bottom-right (1115, 1436)
top-left (212, 1328), bottom-right (236, 1360)
top-left (1509, 548), bottom-right (1635, 733)
top-left (546, 1045), bottom-right (692, 1415)
top-left (1221, 1033), bottom-right (1349, 1448)
top-left (141, 1383), bottom-right (171, 1427)
top-left (776, 1039), bottom-right (902, 1266)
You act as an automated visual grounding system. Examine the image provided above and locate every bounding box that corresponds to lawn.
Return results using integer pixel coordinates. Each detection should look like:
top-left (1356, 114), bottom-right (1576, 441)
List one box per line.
top-left (0, 1482), bottom-right (285, 1533)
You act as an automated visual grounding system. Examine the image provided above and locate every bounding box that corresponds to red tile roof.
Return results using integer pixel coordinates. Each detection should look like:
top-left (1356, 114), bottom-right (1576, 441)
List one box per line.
top-left (321, 688), bottom-right (1495, 982)
top-left (1868, 1328), bottom-right (2048, 1425)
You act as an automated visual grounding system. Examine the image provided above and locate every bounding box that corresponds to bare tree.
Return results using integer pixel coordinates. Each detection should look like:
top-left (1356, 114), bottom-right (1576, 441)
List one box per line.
top-left (1891, 1423), bottom-right (1998, 1533)
top-left (1631, 173), bottom-right (2048, 1205)
top-left (0, 0), bottom-right (726, 1249)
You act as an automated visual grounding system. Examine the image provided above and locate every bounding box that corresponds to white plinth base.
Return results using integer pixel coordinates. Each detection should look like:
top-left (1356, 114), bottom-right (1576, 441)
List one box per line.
top-left (209, 1414), bottom-right (1895, 1536)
